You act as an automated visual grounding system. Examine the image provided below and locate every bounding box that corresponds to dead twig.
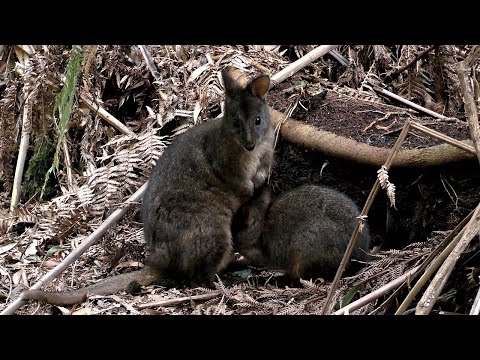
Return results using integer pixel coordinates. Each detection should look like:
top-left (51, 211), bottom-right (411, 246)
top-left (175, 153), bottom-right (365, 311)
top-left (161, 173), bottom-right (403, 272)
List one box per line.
top-left (416, 202), bottom-right (480, 315)
top-left (137, 291), bottom-right (222, 310)
top-left (138, 45), bottom-right (161, 82)
top-left (334, 266), bottom-right (419, 315)
top-left (322, 121), bottom-right (412, 314)
top-left (372, 85), bottom-right (452, 120)
top-left (62, 140), bottom-right (74, 191)
top-left (1, 182), bottom-right (148, 315)
top-left (79, 92), bottom-right (135, 136)
top-left (270, 45), bottom-right (337, 87)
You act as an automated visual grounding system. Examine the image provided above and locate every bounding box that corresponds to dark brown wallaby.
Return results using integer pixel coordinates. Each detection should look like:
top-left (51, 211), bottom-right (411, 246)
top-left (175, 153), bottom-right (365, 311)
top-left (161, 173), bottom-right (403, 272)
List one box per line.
top-left (234, 184), bottom-right (371, 282)
top-left (21, 68), bottom-right (275, 305)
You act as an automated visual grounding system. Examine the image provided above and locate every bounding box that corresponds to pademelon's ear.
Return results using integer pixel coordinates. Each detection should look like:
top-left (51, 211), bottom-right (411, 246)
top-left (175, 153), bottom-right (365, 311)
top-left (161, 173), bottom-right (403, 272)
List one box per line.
top-left (247, 74), bottom-right (270, 99)
top-left (221, 67), bottom-right (242, 97)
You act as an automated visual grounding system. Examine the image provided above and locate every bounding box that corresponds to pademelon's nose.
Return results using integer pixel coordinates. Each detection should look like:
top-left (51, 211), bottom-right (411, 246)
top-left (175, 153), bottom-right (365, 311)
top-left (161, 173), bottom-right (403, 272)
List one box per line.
top-left (245, 142), bottom-right (255, 151)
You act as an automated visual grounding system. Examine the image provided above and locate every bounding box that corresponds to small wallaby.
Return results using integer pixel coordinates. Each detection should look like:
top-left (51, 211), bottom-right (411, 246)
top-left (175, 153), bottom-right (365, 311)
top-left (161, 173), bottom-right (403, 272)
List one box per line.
top-left (234, 184), bottom-right (371, 282)
top-left (21, 68), bottom-right (275, 305)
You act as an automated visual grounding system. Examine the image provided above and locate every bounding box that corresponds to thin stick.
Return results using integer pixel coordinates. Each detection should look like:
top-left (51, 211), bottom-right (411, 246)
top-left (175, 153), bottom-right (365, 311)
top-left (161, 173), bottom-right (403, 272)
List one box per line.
top-left (369, 280), bottom-right (409, 315)
top-left (455, 45), bottom-right (480, 166)
top-left (79, 93), bottom-right (135, 136)
top-left (374, 86), bottom-right (450, 120)
top-left (416, 202), bottom-right (480, 315)
top-left (395, 209), bottom-right (474, 315)
top-left (322, 121), bottom-right (412, 314)
top-left (329, 49), bottom-right (350, 67)
top-left (137, 291), bottom-right (222, 310)
top-left (270, 45), bottom-right (337, 87)
top-left (334, 266), bottom-right (419, 315)
top-left (62, 140), bottom-right (74, 190)
top-left (138, 45), bottom-right (161, 82)
top-left (10, 85), bottom-right (33, 214)
top-left (1, 182), bottom-right (148, 315)
top-left (385, 46), bottom-right (436, 82)
top-left (470, 285), bottom-right (480, 315)
top-left (410, 122), bottom-right (476, 154)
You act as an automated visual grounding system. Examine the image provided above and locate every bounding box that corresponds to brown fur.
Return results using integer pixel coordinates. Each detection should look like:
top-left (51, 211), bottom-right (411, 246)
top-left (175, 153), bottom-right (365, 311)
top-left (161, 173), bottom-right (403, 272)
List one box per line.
top-left (234, 184), bottom-right (371, 281)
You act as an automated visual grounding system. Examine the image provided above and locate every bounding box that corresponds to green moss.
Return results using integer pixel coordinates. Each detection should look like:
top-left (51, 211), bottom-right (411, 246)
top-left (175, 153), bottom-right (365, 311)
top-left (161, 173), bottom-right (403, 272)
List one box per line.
top-left (23, 139), bottom-right (57, 200)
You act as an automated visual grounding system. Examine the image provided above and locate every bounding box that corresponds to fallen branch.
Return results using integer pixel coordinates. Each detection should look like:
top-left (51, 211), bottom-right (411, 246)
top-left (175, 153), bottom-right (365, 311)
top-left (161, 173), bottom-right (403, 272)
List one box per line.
top-left (270, 45), bottom-right (337, 87)
top-left (415, 202), bottom-right (480, 315)
top-left (334, 266), bottom-right (419, 315)
top-left (137, 291), bottom-right (222, 310)
top-left (79, 92), bottom-right (135, 136)
top-left (322, 121), bottom-right (412, 314)
top-left (1, 182), bottom-right (148, 315)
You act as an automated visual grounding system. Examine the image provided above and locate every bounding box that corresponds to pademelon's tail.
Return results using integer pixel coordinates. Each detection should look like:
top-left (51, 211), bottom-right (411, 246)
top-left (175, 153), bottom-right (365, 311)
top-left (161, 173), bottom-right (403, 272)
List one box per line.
top-left (21, 267), bottom-right (162, 306)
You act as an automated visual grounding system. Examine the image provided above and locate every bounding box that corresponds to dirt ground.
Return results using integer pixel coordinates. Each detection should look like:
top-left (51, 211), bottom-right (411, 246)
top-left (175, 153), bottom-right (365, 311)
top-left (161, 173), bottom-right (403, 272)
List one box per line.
top-left (268, 74), bottom-right (471, 149)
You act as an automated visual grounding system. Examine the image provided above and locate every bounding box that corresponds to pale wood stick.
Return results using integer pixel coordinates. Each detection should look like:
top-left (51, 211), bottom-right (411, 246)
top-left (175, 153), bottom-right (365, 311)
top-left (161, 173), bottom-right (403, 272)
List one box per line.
top-left (270, 45), bottom-right (337, 86)
top-left (374, 86), bottom-right (451, 120)
top-left (79, 92), bottom-right (135, 136)
top-left (334, 266), bottom-right (419, 315)
top-left (10, 84), bottom-right (33, 213)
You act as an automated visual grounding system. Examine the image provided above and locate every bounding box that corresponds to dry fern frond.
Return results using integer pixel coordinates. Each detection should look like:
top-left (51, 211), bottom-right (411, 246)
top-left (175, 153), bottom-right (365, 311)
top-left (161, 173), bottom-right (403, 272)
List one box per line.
top-left (233, 292), bottom-right (277, 312)
top-left (377, 165), bottom-right (396, 208)
top-left (0, 79), bottom-right (20, 193)
top-left (396, 71), bottom-right (432, 105)
top-left (299, 278), bottom-right (325, 294)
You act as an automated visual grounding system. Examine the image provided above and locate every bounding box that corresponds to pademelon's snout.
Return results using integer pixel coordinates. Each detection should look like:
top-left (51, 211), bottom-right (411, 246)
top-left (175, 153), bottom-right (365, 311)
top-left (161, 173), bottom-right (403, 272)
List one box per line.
top-left (244, 142), bottom-right (256, 151)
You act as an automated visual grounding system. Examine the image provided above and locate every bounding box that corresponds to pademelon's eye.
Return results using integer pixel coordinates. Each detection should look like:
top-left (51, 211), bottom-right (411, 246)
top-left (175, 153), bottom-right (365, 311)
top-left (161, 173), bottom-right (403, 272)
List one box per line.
top-left (255, 116), bottom-right (261, 125)
top-left (233, 119), bottom-right (240, 128)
